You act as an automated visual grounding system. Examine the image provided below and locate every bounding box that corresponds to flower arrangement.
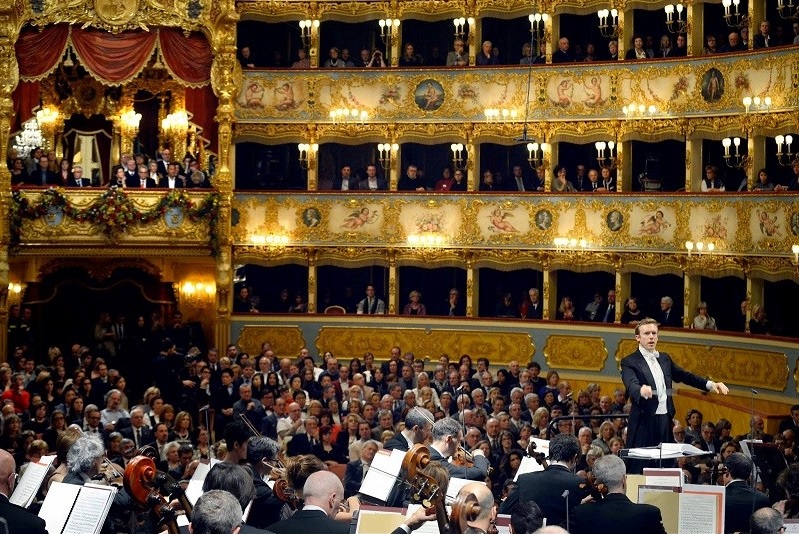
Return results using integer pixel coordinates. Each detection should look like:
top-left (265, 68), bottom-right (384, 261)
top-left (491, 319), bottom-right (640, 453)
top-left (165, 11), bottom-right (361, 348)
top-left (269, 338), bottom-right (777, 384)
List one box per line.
top-left (11, 187), bottom-right (221, 257)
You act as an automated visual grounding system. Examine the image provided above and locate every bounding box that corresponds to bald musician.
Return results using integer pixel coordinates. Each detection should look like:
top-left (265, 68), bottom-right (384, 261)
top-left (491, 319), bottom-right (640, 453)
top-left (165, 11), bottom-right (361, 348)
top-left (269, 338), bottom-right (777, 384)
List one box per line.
top-left (451, 482), bottom-right (496, 534)
top-left (0, 449), bottom-right (48, 534)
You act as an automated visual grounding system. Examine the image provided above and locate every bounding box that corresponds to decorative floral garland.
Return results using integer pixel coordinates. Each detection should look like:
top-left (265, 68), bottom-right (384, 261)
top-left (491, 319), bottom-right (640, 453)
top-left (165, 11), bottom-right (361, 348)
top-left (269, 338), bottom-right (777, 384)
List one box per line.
top-left (11, 187), bottom-right (221, 257)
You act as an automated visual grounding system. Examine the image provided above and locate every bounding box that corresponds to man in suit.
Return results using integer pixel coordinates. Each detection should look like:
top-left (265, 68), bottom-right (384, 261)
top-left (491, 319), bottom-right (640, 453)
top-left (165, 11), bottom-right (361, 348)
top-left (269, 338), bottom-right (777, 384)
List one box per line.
top-left (506, 165), bottom-right (534, 193)
top-left (286, 416), bottom-right (319, 457)
top-left (499, 433), bottom-right (589, 526)
top-left (723, 452), bottom-right (770, 533)
top-left (621, 318), bottom-right (728, 472)
top-left (245, 437), bottom-right (284, 530)
top-left (658, 296), bottom-right (682, 327)
top-left (383, 407), bottom-right (434, 452)
top-left (750, 507), bottom-right (785, 534)
top-left (268, 471), bottom-right (351, 534)
top-left (190, 490), bottom-right (245, 534)
top-left (331, 164), bottom-right (359, 191)
top-left (428, 417), bottom-right (490, 480)
top-left (356, 285), bottom-right (386, 314)
top-left (123, 158), bottom-right (138, 183)
top-left (524, 288), bottom-right (543, 319)
top-left (27, 154), bottom-right (59, 186)
top-left (343, 439), bottom-right (379, 497)
top-left (156, 148), bottom-right (173, 177)
top-left (120, 406), bottom-right (154, 449)
top-left (66, 165), bottom-right (92, 187)
top-left (159, 162), bottom-right (187, 189)
top-left (359, 164), bottom-right (388, 191)
top-left (212, 369), bottom-right (240, 432)
top-left (195, 462), bottom-right (275, 534)
top-left (595, 289), bottom-right (617, 323)
top-left (571, 455), bottom-right (666, 534)
top-left (0, 448), bottom-right (48, 534)
top-left (128, 166), bottom-right (157, 188)
top-left (753, 20), bottom-right (772, 48)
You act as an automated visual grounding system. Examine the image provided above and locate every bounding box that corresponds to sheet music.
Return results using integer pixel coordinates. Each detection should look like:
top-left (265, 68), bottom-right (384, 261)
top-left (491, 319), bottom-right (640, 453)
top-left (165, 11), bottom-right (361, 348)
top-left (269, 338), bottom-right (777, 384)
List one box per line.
top-left (10, 455), bottom-right (56, 507)
top-left (185, 459), bottom-right (219, 505)
top-left (406, 504), bottom-right (452, 534)
top-left (38, 482), bottom-right (77, 534)
top-left (644, 467), bottom-right (684, 488)
top-left (784, 519), bottom-right (799, 533)
top-left (678, 484), bottom-right (724, 534)
top-left (359, 448), bottom-right (406, 502)
top-left (62, 484), bottom-right (116, 534)
top-left (514, 438), bottom-right (549, 481)
top-left (444, 478), bottom-right (472, 503)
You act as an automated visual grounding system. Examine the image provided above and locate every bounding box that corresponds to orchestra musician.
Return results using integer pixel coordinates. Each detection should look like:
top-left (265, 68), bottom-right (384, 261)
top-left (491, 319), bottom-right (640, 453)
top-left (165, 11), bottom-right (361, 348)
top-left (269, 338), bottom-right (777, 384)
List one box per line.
top-left (245, 436), bottom-right (285, 529)
top-left (451, 482), bottom-right (496, 534)
top-left (190, 490), bottom-right (248, 534)
top-left (428, 417), bottom-right (490, 480)
top-left (383, 407), bottom-right (434, 452)
top-left (0, 448), bottom-right (48, 534)
top-left (192, 462), bottom-right (273, 534)
top-left (63, 434), bottom-right (134, 533)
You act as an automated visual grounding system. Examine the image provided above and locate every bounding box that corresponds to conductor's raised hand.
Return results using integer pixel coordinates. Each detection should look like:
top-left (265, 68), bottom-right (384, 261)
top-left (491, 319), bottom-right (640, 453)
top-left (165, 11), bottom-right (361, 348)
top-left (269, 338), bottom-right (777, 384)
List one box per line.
top-left (709, 382), bottom-right (729, 395)
top-left (640, 385), bottom-right (653, 399)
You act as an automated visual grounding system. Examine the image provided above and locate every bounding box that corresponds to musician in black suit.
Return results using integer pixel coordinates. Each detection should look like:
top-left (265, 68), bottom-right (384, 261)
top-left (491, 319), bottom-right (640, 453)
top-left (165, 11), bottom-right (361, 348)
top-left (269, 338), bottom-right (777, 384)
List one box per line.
top-left (428, 417), bottom-right (490, 480)
top-left (190, 490), bottom-right (249, 534)
top-left (246, 437), bottom-right (285, 530)
top-left (0, 449), bottom-right (48, 534)
top-left (571, 455), bottom-right (666, 534)
top-left (382, 407), bottom-right (434, 452)
top-left (268, 471), bottom-right (351, 534)
top-left (723, 452), bottom-right (770, 534)
top-left (499, 433), bottom-right (589, 526)
top-left (621, 318), bottom-right (728, 471)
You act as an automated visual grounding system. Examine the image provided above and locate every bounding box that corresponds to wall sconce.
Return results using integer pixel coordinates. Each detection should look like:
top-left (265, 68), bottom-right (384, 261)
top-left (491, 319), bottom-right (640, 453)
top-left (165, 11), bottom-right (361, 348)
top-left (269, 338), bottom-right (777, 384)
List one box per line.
top-left (722, 137), bottom-right (747, 169)
top-left (329, 108), bottom-right (368, 124)
top-left (685, 240), bottom-right (715, 256)
top-left (792, 244), bottom-right (799, 265)
top-left (299, 19), bottom-right (319, 48)
top-left (742, 96), bottom-right (772, 113)
top-left (721, 0), bottom-right (746, 28)
top-left (775, 134), bottom-right (795, 166)
top-left (622, 103), bottom-right (658, 117)
top-left (377, 142), bottom-right (398, 170)
top-left (529, 12), bottom-right (549, 47)
top-left (35, 106), bottom-right (60, 151)
top-left (451, 143), bottom-right (465, 170)
top-left (484, 108), bottom-right (518, 123)
top-left (777, 0), bottom-right (798, 20)
top-left (379, 18), bottom-right (400, 46)
top-left (526, 142), bottom-right (548, 169)
top-left (597, 9), bottom-right (619, 38)
top-left (6, 282), bottom-right (25, 305)
top-left (595, 141), bottom-right (617, 169)
top-left (297, 143), bottom-right (318, 170)
top-left (553, 237), bottom-right (590, 253)
top-left (453, 17), bottom-right (474, 39)
top-left (181, 281), bottom-right (215, 308)
top-left (251, 234), bottom-right (290, 250)
top-left (664, 4), bottom-right (687, 33)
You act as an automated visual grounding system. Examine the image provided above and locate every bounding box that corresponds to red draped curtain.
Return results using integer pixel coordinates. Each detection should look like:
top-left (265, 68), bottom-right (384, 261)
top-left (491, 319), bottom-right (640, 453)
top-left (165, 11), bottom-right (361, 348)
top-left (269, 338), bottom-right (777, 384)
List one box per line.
top-left (13, 24), bottom-right (215, 146)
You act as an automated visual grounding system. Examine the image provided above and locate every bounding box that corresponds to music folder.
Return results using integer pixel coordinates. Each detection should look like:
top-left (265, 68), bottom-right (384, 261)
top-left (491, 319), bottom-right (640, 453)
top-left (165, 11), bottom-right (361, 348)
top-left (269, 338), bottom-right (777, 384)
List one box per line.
top-left (38, 481), bottom-right (117, 534)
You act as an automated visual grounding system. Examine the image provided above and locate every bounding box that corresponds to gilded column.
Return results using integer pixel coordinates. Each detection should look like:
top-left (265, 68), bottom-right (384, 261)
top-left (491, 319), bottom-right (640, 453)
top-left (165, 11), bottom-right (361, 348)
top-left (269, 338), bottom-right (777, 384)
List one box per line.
top-left (387, 249), bottom-right (397, 315)
top-left (542, 257), bottom-right (555, 320)
top-left (210, 1), bottom-right (240, 350)
top-left (684, 272), bottom-right (700, 328)
top-left (545, 142), bottom-right (558, 192)
top-left (688, 2), bottom-right (703, 56)
top-left (469, 18), bottom-right (480, 66)
top-left (0, 17), bottom-right (20, 361)
top-left (307, 248), bottom-right (317, 313)
top-left (465, 252), bottom-right (476, 317)
top-left (617, 139), bottom-right (629, 192)
top-left (465, 126), bottom-right (476, 192)
top-left (306, 124), bottom-right (318, 191)
top-left (616, 9), bottom-right (626, 59)
top-left (747, 134), bottom-right (764, 192)
top-left (748, 2), bottom-right (765, 50)
top-left (617, 270), bottom-right (631, 323)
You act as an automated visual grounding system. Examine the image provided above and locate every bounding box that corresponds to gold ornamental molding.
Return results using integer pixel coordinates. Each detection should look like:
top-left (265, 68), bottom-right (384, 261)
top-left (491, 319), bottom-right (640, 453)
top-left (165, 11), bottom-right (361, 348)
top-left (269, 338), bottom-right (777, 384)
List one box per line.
top-left (315, 326), bottom-right (534, 365)
top-left (543, 335), bottom-right (608, 372)
top-left (236, 325), bottom-right (307, 357)
top-left (615, 338), bottom-right (789, 392)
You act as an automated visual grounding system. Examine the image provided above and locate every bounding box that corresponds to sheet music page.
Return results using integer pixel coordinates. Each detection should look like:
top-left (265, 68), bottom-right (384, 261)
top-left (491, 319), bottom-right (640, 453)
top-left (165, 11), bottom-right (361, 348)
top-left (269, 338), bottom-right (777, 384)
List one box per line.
top-left (359, 448), bottom-right (406, 502)
top-left (61, 484), bottom-right (116, 534)
top-left (10, 455), bottom-right (56, 507)
top-left (678, 484), bottom-right (725, 534)
top-left (444, 478), bottom-right (472, 503)
top-left (783, 519), bottom-right (799, 533)
top-left (38, 482), bottom-right (80, 534)
top-left (186, 459), bottom-right (219, 505)
top-left (644, 467), bottom-right (684, 488)
top-left (514, 456), bottom-right (544, 481)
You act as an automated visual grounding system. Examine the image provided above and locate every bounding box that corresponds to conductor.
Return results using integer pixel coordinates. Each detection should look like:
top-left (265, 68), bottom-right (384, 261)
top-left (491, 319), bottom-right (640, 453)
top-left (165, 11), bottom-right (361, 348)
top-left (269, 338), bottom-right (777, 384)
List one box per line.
top-left (621, 318), bottom-right (729, 471)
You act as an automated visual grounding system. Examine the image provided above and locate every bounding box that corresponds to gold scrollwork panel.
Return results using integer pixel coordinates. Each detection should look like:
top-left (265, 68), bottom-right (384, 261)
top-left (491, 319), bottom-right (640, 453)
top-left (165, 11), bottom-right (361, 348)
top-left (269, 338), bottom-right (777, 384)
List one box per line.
top-left (236, 325), bottom-right (306, 358)
top-left (543, 335), bottom-right (608, 371)
top-left (615, 339), bottom-right (788, 392)
top-left (315, 326), bottom-right (533, 365)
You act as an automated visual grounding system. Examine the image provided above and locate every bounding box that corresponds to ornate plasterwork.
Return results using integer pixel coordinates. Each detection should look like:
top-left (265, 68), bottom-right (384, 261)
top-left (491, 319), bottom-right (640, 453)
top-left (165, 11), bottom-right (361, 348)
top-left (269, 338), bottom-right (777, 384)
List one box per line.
top-left (544, 335), bottom-right (608, 371)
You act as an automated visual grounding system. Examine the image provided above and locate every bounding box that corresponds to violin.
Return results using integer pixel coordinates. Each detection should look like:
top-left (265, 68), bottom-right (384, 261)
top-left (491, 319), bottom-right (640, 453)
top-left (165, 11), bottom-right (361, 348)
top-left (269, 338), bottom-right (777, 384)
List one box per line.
top-left (451, 446), bottom-right (474, 468)
top-left (124, 455), bottom-right (193, 534)
top-left (527, 441), bottom-right (549, 470)
top-left (403, 444), bottom-right (449, 534)
top-left (579, 471), bottom-right (608, 501)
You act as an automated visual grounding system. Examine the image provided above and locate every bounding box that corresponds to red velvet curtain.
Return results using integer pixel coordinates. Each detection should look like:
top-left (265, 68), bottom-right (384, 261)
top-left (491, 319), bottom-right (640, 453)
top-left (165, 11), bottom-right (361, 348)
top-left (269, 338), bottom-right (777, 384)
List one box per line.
top-left (185, 86), bottom-right (218, 154)
top-left (159, 29), bottom-right (212, 87)
top-left (70, 27), bottom-right (158, 85)
top-left (16, 24), bottom-right (70, 79)
top-left (12, 81), bottom-right (41, 131)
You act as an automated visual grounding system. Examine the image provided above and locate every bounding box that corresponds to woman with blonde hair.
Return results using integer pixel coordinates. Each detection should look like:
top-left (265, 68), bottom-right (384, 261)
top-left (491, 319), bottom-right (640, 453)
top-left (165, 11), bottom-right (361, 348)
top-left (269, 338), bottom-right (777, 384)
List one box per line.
top-left (692, 301), bottom-right (717, 330)
top-left (403, 290), bottom-right (427, 315)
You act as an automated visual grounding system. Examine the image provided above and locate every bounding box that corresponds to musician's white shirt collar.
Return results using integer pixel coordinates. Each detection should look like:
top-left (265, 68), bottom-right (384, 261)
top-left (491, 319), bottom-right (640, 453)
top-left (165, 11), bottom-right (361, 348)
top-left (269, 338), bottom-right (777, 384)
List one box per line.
top-left (639, 344), bottom-right (659, 360)
top-left (302, 504), bottom-right (327, 514)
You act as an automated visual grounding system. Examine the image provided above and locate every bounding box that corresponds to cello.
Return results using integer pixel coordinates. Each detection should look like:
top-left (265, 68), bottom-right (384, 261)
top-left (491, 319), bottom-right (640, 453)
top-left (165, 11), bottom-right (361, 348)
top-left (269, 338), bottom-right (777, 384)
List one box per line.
top-left (124, 455), bottom-right (193, 534)
top-left (403, 444), bottom-right (450, 534)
